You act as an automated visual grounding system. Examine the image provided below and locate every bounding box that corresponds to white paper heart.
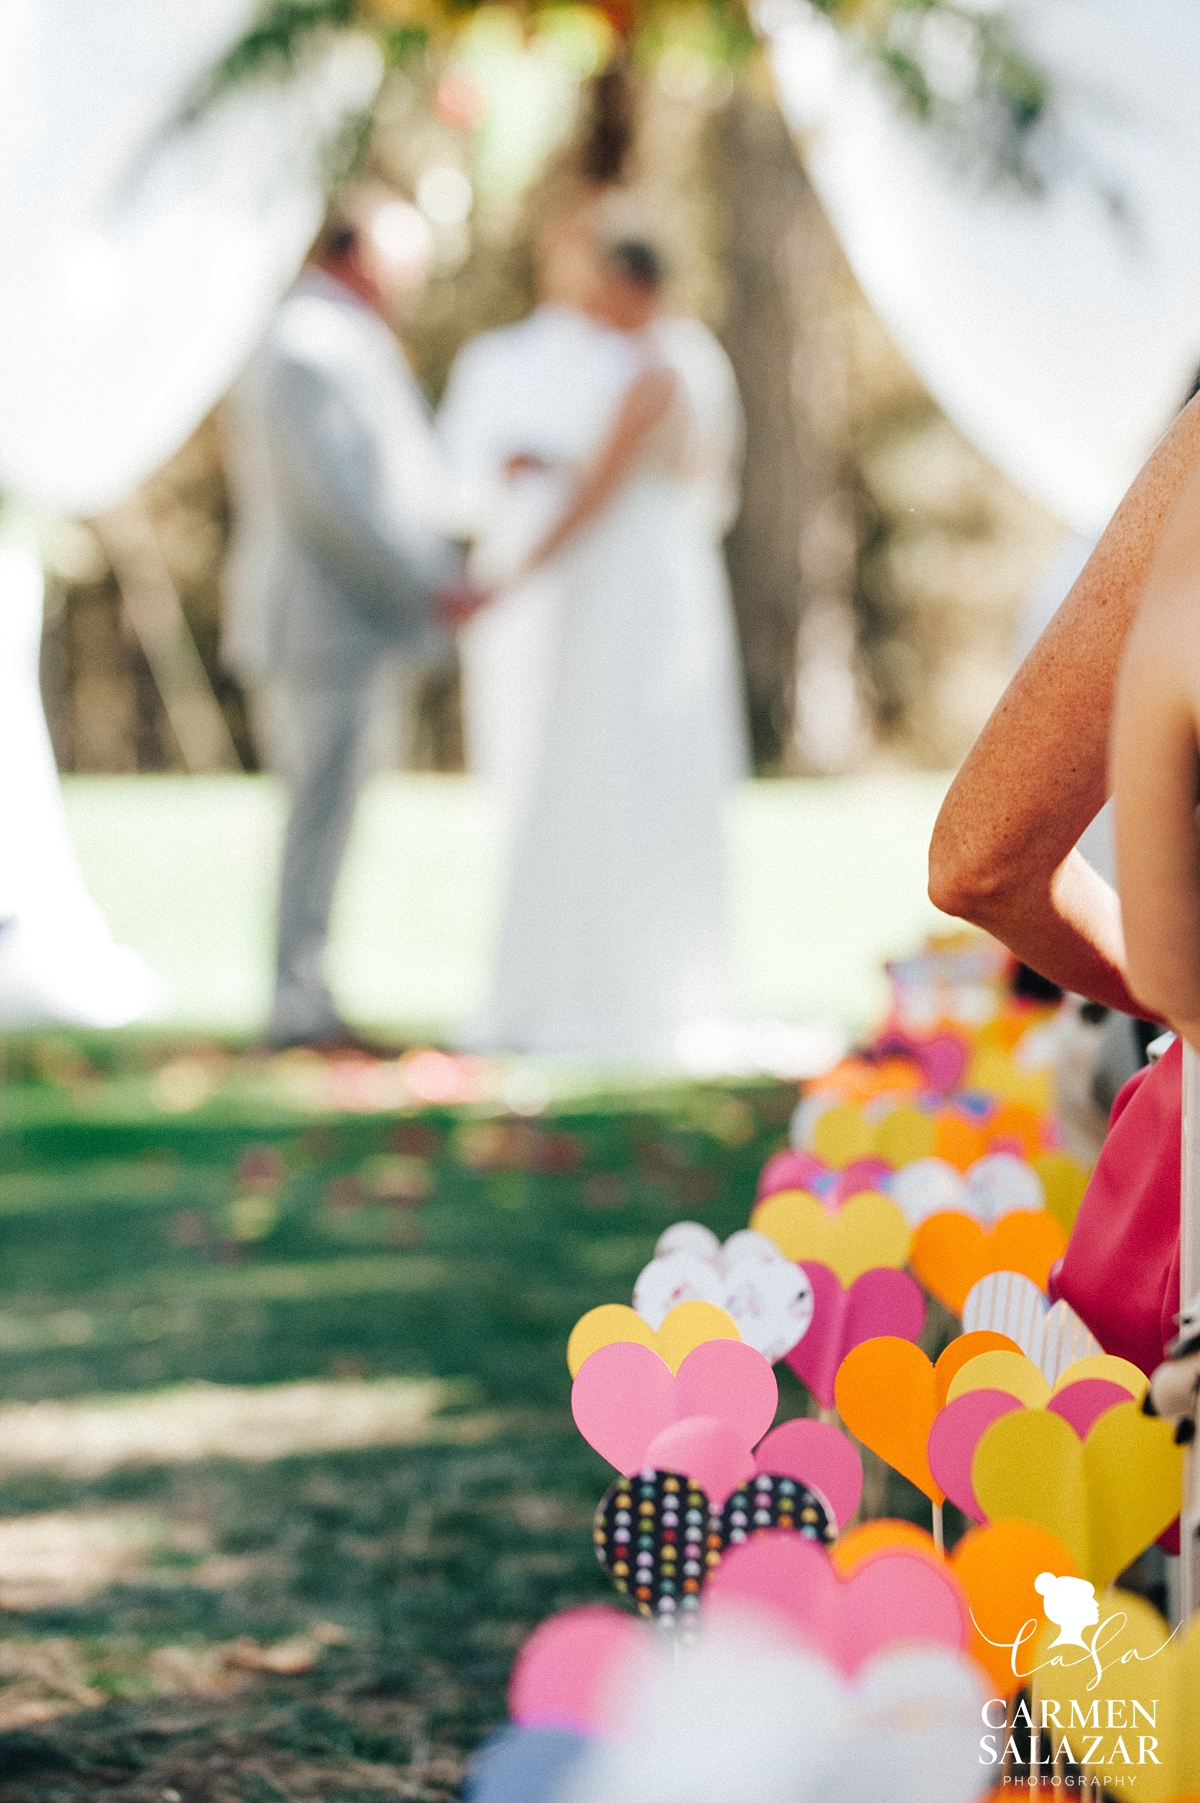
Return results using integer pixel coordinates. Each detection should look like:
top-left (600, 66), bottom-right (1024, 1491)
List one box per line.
top-left (962, 1270), bottom-right (1101, 1385)
top-left (561, 1622), bottom-right (990, 1803)
top-left (962, 1153), bottom-right (1044, 1222)
top-left (634, 1224), bottom-right (814, 1362)
top-left (654, 1222), bottom-right (725, 1260)
top-left (889, 1157), bottom-right (964, 1226)
top-left (889, 1151), bottom-right (1044, 1228)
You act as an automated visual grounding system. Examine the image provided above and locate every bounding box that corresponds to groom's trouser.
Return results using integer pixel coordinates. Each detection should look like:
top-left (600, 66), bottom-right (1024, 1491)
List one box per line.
top-left (268, 659), bottom-right (393, 1044)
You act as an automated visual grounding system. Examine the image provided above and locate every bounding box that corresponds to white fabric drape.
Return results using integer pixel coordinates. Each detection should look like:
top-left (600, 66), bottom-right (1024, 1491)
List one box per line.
top-left (759, 0), bottom-right (1200, 535)
top-left (0, 1), bottom-right (382, 1026)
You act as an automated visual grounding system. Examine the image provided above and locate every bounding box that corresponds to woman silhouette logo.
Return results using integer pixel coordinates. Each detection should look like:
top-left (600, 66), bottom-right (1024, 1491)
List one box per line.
top-left (1035, 1572), bottom-right (1100, 1648)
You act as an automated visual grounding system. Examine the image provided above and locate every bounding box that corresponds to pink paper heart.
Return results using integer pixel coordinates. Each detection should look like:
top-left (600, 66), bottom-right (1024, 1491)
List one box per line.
top-left (754, 1418), bottom-right (864, 1529)
top-left (705, 1535), bottom-right (968, 1675)
top-left (1046, 1378), bottom-right (1133, 1438)
top-left (571, 1339), bottom-right (779, 1477)
top-left (642, 1417), bottom-right (756, 1506)
top-left (927, 1389), bottom-right (1022, 1523)
top-left (928, 1379), bottom-right (1140, 1525)
top-left (757, 1148), bottom-right (830, 1201)
top-left (509, 1605), bottom-right (651, 1734)
top-left (914, 1032), bottom-right (970, 1094)
top-left (784, 1262), bottom-right (926, 1409)
top-left (830, 1158), bottom-right (894, 1205)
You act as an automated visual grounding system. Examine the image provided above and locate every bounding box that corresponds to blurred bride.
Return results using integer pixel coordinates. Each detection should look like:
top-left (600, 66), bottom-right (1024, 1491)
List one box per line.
top-left (439, 221), bottom-right (748, 1062)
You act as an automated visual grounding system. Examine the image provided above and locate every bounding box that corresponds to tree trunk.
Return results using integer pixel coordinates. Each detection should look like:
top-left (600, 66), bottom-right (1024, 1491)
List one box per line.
top-left (711, 87), bottom-right (864, 773)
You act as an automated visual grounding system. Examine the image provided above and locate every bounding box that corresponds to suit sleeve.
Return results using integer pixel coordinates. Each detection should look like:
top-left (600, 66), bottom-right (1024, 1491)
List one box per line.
top-left (266, 347), bottom-right (460, 637)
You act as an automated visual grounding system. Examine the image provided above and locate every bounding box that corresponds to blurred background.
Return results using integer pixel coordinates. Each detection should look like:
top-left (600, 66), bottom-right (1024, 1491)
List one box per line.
top-left (2, 4), bottom-right (1200, 1793)
top-left (36, 11), bottom-right (1058, 786)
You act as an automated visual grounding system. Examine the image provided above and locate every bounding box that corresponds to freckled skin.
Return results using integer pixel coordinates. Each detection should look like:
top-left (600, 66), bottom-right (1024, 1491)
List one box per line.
top-left (928, 394), bottom-right (1200, 1015)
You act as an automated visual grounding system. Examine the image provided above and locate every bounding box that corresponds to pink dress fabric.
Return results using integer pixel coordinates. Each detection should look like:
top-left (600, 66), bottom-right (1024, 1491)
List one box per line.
top-left (1052, 1035), bottom-right (1182, 1378)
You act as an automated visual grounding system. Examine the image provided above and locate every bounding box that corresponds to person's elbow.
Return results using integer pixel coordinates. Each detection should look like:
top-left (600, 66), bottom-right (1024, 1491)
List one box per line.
top-left (927, 817), bottom-right (1010, 926)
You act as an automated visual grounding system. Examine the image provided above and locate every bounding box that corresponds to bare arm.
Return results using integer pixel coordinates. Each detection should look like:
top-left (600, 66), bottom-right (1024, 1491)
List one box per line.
top-left (1112, 460), bottom-right (1200, 1043)
top-left (513, 366), bottom-right (675, 583)
top-left (927, 394), bottom-right (1200, 1010)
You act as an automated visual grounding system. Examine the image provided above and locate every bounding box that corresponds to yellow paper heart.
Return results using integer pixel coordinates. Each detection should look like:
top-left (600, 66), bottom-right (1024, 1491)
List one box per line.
top-left (1052, 1352), bottom-right (1148, 1401)
top-left (971, 1400), bottom-right (1183, 1592)
top-left (1033, 1590), bottom-right (1197, 1801)
top-left (947, 1349), bottom-right (1050, 1409)
top-left (872, 1104), bottom-right (937, 1166)
top-left (947, 1348), bottom-right (1148, 1409)
top-left (749, 1188), bottom-right (911, 1285)
top-left (811, 1103), bottom-right (875, 1169)
top-left (565, 1299), bottom-right (740, 1377)
top-left (1033, 1151), bottom-right (1090, 1234)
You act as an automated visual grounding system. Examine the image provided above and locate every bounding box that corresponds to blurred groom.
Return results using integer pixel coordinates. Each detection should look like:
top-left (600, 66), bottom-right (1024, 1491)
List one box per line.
top-left (223, 186), bottom-right (481, 1049)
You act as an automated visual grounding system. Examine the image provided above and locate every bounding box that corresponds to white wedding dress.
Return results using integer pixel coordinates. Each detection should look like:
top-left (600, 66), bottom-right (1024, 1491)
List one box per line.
top-left (440, 303), bottom-right (749, 1062)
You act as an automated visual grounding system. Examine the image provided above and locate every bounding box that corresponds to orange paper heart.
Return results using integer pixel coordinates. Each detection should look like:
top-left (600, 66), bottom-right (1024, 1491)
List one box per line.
top-left (949, 1518), bottom-right (1080, 1698)
top-left (831, 1518), bottom-right (941, 1576)
top-left (932, 1330), bottom-right (1022, 1402)
top-left (834, 1337), bottom-right (944, 1504)
top-left (910, 1209), bottom-right (1067, 1315)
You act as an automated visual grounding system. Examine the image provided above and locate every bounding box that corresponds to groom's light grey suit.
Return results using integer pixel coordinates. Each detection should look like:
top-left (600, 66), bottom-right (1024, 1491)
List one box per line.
top-left (223, 268), bottom-right (459, 1042)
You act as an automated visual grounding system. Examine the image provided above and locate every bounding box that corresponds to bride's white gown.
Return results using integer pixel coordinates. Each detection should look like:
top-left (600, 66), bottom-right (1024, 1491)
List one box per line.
top-left (440, 303), bottom-right (749, 1062)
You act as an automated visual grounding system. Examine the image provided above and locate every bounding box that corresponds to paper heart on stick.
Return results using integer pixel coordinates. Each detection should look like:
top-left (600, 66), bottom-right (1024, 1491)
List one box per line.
top-left (509, 1604), bottom-right (654, 1734)
top-left (831, 1332), bottom-right (1012, 1506)
top-left (784, 1263), bottom-right (926, 1409)
top-left (1048, 1377), bottom-right (1142, 1436)
top-left (830, 1518), bottom-right (942, 1575)
top-left (890, 1153), bottom-right (1047, 1230)
top-left (947, 1346), bottom-right (1145, 1409)
top-left (566, 1299), bottom-right (741, 1379)
top-left (751, 1189), bottom-right (911, 1284)
top-left (705, 1533), bottom-right (969, 1675)
top-left (640, 1418), bottom-right (756, 1506)
top-left (933, 1330), bottom-right (1023, 1394)
top-left (958, 1153), bottom-right (1045, 1222)
top-left (910, 1210), bottom-right (1066, 1315)
top-left (626, 1412), bottom-right (864, 1525)
top-left (631, 1225), bottom-right (814, 1363)
top-left (928, 1389), bottom-right (1023, 1522)
top-left (971, 1400), bottom-right (1184, 1591)
top-left (754, 1418), bottom-right (863, 1528)
top-left (553, 1623), bottom-right (992, 1803)
top-left (948, 1519), bottom-right (1081, 1698)
top-left (890, 1157), bottom-right (966, 1227)
top-left (946, 1349), bottom-right (1051, 1409)
top-left (834, 1336), bottom-right (945, 1503)
top-left (592, 1467), bottom-right (836, 1625)
top-left (571, 1339), bottom-right (778, 1477)
top-left (829, 1158), bottom-right (895, 1205)
top-left (933, 1355), bottom-right (1149, 1522)
top-left (961, 1269), bottom-right (1102, 1382)
top-left (757, 1147), bottom-right (830, 1200)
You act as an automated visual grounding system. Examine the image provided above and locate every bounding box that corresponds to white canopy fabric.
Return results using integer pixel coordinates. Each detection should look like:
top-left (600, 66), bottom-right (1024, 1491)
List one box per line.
top-left (759, 0), bottom-right (1200, 535)
top-left (0, 1), bottom-right (382, 1026)
top-left (0, 0), bottom-right (383, 516)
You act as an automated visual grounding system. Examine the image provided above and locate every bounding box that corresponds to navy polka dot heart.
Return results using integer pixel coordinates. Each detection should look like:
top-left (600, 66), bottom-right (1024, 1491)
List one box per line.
top-left (592, 1469), bottom-right (835, 1630)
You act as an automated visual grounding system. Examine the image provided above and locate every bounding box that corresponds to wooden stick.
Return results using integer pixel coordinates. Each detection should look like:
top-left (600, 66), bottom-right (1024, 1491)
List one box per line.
top-left (931, 1499), bottom-right (944, 1554)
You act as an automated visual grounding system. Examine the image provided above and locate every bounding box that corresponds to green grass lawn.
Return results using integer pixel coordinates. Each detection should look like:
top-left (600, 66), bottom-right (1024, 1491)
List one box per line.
top-left (0, 774), bottom-right (956, 1799)
top-left (61, 772), bottom-right (952, 1039)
